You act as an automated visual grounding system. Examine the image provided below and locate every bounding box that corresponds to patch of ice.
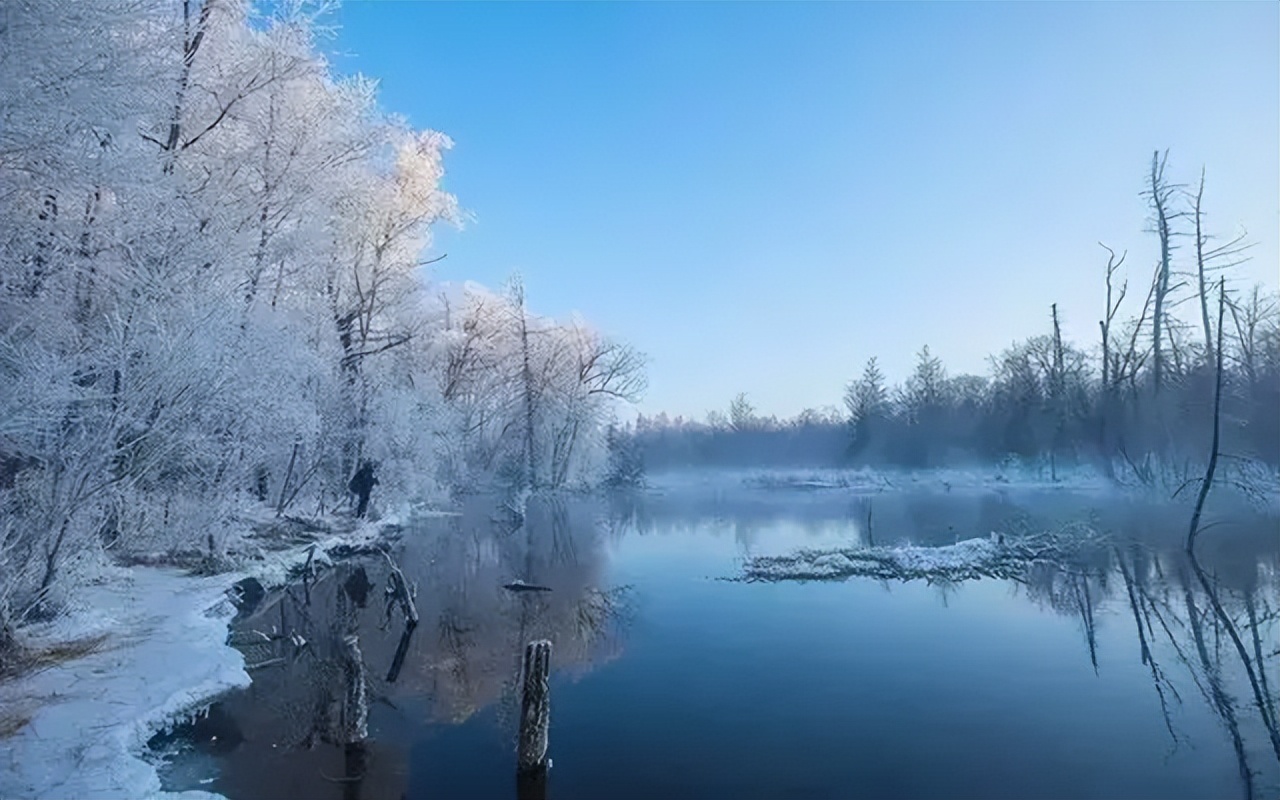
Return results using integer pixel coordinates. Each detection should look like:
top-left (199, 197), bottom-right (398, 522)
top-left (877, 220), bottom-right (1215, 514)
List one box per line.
top-left (740, 530), bottom-right (1095, 584)
top-left (0, 513), bottom-right (410, 800)
top-left (0, 568), bottom-right (248, 800)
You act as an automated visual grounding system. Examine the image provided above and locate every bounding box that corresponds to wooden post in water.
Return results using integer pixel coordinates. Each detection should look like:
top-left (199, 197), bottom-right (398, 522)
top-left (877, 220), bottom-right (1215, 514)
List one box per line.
top-left (517, 640), bottom-right (552, 776)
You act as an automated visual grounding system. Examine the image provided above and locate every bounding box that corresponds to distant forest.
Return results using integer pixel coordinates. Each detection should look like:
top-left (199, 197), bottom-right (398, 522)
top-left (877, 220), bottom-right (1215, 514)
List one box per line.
top-left (619, 153), bottom-right (1279, 478)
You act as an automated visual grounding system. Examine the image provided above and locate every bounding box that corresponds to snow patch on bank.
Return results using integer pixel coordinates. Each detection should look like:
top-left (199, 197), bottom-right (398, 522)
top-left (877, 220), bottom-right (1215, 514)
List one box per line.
top-left (0, 510), bottom-right (420, 800)
top-left (740, 530), bottom-right (1100, 583)
top-left (0, 566), bottom-right (247, 800)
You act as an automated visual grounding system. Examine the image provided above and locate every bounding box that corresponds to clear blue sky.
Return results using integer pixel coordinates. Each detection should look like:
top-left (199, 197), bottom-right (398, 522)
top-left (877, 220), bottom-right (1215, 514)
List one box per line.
top-left (329, 1), bottom-right (1279, 421)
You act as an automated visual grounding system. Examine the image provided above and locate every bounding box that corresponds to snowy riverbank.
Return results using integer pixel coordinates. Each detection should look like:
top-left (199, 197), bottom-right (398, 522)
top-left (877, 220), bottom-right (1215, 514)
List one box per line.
top-left (0, 511), bottom-right (416, 800)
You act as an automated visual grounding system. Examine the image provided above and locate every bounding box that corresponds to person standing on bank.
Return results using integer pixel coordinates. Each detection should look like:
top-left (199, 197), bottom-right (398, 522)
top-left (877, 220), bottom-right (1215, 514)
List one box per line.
top-left (348, 460), bottom-right (379, 518)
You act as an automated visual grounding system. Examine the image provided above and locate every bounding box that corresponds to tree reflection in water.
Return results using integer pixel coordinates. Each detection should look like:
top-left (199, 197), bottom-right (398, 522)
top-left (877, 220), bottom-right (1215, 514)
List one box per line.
top-left (155, 488), bottom-right (1275, 799)
top-left (168, 495), bottom-right (632, 800)
top-left (722, 489), bottom-right (1279, 800)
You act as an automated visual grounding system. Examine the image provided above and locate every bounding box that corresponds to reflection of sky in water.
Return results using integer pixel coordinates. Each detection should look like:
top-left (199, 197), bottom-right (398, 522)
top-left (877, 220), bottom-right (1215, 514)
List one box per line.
top-left (161, 489), bottom-right (1280, 800)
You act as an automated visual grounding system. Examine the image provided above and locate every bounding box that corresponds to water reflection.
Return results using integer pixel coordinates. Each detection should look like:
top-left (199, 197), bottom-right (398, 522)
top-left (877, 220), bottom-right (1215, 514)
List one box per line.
top-left (1104, 545), bottom-right (1280, 800)
top-left (158, 487), bottom-right (1278, 800)
top-left (158, 495), bottom-right (631, 800)
top-left (692, 488), bottom-right (1279, 800)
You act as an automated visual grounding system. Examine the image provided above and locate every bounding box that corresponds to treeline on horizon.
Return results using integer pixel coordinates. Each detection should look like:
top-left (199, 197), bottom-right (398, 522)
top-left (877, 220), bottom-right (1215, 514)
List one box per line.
top-left (620, 152), bottom-right (1279, 480)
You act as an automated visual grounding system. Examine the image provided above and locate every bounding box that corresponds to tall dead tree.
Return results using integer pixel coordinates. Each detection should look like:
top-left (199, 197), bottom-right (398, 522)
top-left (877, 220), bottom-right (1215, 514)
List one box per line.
top-left (1186, 278), bottom-right (1226, 553)
top-left (1191, 169), bottom-right (1214, 364)
top-left (1097, 244), bottom-right (1127, 461)
top-left (1190, 168), bottom-right (1254, 367)
top-left (1098, 244), bottom-right (1128, 393)
top-left (1142, 150), bottom-right (1183, 394)
top-left (1049, 303), bottom-right (1066, 481)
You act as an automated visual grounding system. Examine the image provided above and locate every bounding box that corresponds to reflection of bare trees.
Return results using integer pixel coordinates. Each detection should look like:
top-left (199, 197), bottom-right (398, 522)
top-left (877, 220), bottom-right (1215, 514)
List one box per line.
top-left (574, 586), bottom-right (632, 654)
top-left (1020, 545), bottom-right (1111, 673)
top-left (1110, 546), bottom-right (1280, 799)
top-left (1243, 587), bottom-right (1278, 728)
top-left (188, 499), bottom-right (634, 798)
top-left (1115, 547), bottom-right (1182, 745)
top-left (207, 562), bottom-right (411, 800)
top-left (1183, 566), bottom-right (1254, 797)
top-left (490, 497), bottom-right (633, 729)
top-left (1185, 552), bottom-right (1280, 761)
top-left (1009, 542), bottom-right (1279, 797)
top-left (739, 503), bottom-right (1278, 799)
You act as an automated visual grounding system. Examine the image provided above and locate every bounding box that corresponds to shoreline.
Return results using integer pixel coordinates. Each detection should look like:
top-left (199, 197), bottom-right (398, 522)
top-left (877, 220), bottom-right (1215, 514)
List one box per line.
top-left (0, 509), bottom-right (419, 800)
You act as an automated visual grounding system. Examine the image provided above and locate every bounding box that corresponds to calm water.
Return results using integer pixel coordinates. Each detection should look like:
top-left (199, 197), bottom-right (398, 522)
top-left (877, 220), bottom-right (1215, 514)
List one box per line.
top-left (156, 484), bottom-right (1280, 800)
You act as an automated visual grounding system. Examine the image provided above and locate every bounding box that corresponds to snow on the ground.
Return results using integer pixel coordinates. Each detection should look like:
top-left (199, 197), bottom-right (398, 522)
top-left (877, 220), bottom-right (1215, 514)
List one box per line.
top-left (0, 565), bottom-right (246, 800)
top-left (0, 508), bottom-right (425, 800)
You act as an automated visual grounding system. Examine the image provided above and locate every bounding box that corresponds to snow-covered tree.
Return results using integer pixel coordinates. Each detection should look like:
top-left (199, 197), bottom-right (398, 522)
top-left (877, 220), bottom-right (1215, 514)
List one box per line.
top-left (0, 1), bottom-right (642, 642)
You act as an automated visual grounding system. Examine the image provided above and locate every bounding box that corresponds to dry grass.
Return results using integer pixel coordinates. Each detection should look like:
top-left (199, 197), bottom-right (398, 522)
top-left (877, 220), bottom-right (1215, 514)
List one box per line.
top-left (0, 632), bottom-right (111, 682)
top-left (0, 707), bottom-right (34, 739)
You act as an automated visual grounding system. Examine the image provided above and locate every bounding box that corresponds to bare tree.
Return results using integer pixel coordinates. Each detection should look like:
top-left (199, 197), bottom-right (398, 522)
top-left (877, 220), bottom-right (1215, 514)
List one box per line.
top-left (1189, 168), bottom-right (1254, 366)
top-left (576, 335), bottom-right (647, 402)
top-left (1098, 243), bottom-right (1128, 393)
top-left (1097, 244), bottom-right (1128, 467)
top-left (1228, 286), bottom-right (1277, 393)
top-left (1186, 278), bottom-right (1226, 553)
top-left (1142, 149), bottom-right (1185, 394)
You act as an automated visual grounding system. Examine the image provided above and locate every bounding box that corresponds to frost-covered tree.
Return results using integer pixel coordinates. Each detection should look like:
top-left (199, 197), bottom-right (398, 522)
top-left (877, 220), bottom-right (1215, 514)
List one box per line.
top-left (603, 423), bottom-right (645, 488)
top-left (421, 282), bottom-right (645, 493)
top-left (728, 393), bottom-right (757, 432)
top-left (0, 0), bottom-right (641, 645)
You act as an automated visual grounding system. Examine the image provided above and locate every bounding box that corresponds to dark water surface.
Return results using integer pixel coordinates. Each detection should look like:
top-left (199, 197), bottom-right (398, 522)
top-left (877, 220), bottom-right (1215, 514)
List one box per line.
top-left (155, 485), bottom-right (1280, 800)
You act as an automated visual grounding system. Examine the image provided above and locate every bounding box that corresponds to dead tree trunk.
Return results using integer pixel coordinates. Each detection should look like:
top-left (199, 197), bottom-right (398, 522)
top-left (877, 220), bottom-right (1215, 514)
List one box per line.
top-left (1186, 278), bottom-right (1226, 552)
top-left (1192, 169), bottom-right (1214, 364)
top-left (1144, 149), bottom-right (1181, 395)
top-left (385, 622), bottom-right (416, 684)
top-left (1097, 244), bottom-right (1127, 469)
top-left (274, 441), bottom-right (299, 517)
top-left (1050, 303), bottom-right (1065, 482)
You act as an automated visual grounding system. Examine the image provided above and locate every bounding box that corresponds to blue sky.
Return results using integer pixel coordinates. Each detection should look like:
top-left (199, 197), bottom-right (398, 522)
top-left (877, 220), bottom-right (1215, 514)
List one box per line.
top-left (329, 1), bottom-right (1278, 420)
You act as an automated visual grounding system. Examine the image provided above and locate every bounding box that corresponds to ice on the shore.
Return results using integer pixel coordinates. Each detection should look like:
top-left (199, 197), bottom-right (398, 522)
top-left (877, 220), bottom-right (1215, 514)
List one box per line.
top-left (0, 508), bottom-right (423, 800)
top-left (0, 565), bottom-right (248, 800)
